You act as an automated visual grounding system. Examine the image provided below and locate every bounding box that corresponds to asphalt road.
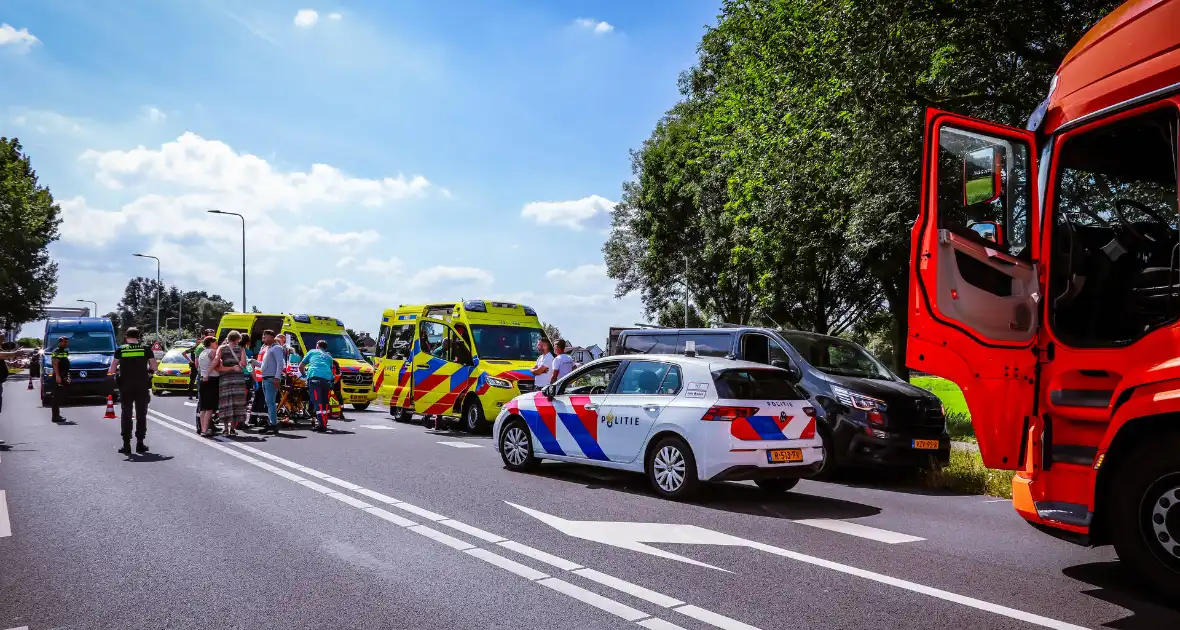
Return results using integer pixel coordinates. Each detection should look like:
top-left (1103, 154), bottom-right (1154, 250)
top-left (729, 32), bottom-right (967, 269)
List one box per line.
top-left (1, 380), bottom-right (1178, 630)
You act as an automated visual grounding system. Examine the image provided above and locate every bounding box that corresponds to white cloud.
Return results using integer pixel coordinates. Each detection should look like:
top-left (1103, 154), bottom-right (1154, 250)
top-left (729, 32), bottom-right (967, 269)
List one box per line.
top-left (294, 9), bottom-right (320, 28)
top-left (355, 256), bottom-right (405, 275)
top-left (545, 264), bottom-right (607, 284)
top-left (10, 110), bottom-right (83, 134)
top-left (300, 278), bottom-right (387, 305)
top-left (408, 266), bottom-right (494, 289)
top-left (336, 256), bottom-right (357, 268)
top-left (143, 106), bottom-right (166, 122)
top-left (327, 12), bottom-right (343, 21)
top-left (80, 132), bottom-right (432, 208)
top-left (0, 23), bottom-right (39, 52)
top-left (574, 18), bottom-right (614, 35)
top-left (521, 194), bottom-right (615, 231)
top-left (57, 196), bottom-right (127, 245)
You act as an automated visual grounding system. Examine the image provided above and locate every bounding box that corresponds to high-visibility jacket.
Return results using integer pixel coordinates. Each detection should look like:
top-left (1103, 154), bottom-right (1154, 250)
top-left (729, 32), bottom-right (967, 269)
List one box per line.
top-left (254, 347), bottom-right (266, 383)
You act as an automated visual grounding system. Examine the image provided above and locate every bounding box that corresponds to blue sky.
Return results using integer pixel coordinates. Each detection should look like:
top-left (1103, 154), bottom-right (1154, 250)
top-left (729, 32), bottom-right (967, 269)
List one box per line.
top-left (1, 0), bottom-right (718, 346)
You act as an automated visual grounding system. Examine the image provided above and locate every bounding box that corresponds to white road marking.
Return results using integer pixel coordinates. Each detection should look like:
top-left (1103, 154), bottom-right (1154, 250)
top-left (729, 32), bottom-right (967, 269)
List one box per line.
top-left (674, 605), bottom-right (761, 630)
top-left (464, 547), bottom-right (550, 581)
top-left (437, 441), bottom-right (483, 448)
top-left (145, 410), bottom-right (696, 630)
top-left (792, 518), bottom-right (925, 544)
top-left (0, 490), bottom-right (11, 538)
top-left (183, 401), bottom-right (197, 407)
top-left (438, 518), bottom-right (507, 543)
top-left (537, 577), bottom-right (650, 622)
top-left (572, 568), bottom-right (684, 608)
top-left (360, 425), bottom-right (395, 430)
top-left (408, 524), bottom-right (477, 551)
top-left (983, 499), bottom-right (1010, 503)
top-left (498, 540), bottom-right (583, 570)
top-left (510, 502), bottom-right (1091, 630)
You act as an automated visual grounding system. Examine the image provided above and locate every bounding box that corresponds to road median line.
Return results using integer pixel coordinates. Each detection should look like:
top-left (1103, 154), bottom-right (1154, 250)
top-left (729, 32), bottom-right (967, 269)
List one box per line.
top-left (144, 409), bottom-right (696, 630)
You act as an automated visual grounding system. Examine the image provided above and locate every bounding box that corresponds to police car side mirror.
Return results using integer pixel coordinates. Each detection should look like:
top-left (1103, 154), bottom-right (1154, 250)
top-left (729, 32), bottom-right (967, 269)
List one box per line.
top-left (542, 384), bottom-right (556, 399)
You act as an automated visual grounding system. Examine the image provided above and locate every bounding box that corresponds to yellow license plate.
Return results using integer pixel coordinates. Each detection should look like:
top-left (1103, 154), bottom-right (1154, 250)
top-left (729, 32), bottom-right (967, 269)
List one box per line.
top-left (913, 439), bottom-right (941, 450)
top-left (767, 449), bottom-right (803, 463)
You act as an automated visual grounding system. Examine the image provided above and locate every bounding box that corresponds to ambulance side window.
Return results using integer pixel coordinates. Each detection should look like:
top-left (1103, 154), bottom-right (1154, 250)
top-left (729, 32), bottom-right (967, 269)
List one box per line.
top-left (376, 324), bottom-right (392, 358)
top-left (387, 325), bottom-right (414, 360)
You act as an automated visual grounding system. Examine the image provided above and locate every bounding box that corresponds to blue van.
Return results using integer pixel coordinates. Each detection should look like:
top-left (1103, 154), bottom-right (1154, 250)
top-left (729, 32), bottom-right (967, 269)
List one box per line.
top-left (41, 317), bottom-right (119, 406)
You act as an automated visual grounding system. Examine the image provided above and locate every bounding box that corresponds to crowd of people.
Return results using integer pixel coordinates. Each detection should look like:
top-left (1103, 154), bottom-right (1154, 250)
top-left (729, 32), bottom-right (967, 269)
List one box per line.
top-left (185, 328), bottom-right (343, 438)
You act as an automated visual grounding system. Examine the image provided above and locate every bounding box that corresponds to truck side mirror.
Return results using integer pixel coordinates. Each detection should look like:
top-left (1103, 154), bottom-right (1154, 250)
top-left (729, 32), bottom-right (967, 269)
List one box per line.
top-left (772, 359), bottom-right (802, 382)
top-left (967, 221), bottom-right (1003, 245)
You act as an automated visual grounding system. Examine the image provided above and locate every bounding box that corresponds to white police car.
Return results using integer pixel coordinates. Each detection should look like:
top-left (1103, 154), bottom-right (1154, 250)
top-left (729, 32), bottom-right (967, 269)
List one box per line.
top-left (493, 353), bottom-right (824, 499)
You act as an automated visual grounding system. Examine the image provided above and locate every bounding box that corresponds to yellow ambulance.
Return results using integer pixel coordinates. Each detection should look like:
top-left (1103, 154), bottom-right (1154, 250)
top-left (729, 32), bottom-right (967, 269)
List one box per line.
top-left (214, 312), bottom-right (378, 410)
top-left (371, 300), bottom-right (545, 431)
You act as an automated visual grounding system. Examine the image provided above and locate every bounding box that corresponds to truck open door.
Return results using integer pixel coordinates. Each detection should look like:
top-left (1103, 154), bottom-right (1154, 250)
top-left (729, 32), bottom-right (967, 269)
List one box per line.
top-left (908, 109), bottom-right (1041, 470)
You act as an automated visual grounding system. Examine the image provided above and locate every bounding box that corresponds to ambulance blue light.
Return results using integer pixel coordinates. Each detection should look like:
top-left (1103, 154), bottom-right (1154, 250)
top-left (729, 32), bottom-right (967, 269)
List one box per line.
top-left (292, 314), bottom-right (311, 323)
top-left (522, 305), bottom-right (536, 316)
top-left (463, 300), bottom-right (487, 313)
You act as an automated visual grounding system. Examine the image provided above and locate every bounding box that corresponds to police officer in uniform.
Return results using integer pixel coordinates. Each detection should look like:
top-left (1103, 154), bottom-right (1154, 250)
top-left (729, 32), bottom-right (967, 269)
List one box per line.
top-left (49, 336), bottom-right (71, 423)
top-left (107, 328), bottom-right (157, 455)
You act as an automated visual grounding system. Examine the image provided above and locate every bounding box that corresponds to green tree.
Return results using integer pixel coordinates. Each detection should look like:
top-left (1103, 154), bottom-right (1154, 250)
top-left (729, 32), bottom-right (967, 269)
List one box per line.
top-left (609, 0), bottom-right (1120, 375)
top-left (541, 322), bottom-right (562, 343)
top-left (16, 336), bottom-right (42, 348)
top-left (114, 277), bottom-right (233, 334)
top-left (0, 138), bottom-right (61, 334)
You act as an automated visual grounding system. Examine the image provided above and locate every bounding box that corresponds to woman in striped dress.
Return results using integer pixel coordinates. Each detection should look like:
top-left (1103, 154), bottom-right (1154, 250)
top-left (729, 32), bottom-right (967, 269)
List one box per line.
top-left (211, 330), bottom-right (248, 436)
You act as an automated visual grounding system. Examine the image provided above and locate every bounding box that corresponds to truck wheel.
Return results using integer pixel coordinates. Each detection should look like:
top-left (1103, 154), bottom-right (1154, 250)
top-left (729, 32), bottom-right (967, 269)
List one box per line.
top-left (1108, 433), bottom-right (1180, 601)
top-left (646, 435), bottom-right (700, 500)
top-left (463, 399), bottom-right (487, 433)
top-left (352, 403), bottom-right (370, 411)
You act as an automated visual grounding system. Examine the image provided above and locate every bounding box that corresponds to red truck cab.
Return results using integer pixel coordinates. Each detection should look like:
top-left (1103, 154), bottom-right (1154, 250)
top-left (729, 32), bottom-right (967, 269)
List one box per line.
top-left (908, 0), bottom-right (1180, 597)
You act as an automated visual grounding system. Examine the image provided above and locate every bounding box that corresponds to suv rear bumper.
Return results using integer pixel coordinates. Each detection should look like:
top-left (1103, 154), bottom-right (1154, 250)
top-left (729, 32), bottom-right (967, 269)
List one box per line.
top-left (836, 427), bottom-right (950, 469)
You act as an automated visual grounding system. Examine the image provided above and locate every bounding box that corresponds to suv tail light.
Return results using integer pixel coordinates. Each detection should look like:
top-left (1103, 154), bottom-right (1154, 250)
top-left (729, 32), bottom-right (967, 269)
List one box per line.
top-left (701, 405), bottom-right (758, 422)
top-left (799, 417), bottom-right (817, 440)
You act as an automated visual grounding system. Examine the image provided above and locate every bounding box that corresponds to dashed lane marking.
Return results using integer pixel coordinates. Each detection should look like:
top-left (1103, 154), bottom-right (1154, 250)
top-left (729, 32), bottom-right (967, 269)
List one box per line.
top-left (183, 401), bottom-right (197, 407)
top-left (359, 425), bottom-right (395, 430)
top-left (148, 408), bottom-right (1088, 630)
top-left (144, 410), bottom-right (706, 630)
top-left (437, 441), bottom-right (483, 449)
top-left (0, 490), bottom-right (11, 538)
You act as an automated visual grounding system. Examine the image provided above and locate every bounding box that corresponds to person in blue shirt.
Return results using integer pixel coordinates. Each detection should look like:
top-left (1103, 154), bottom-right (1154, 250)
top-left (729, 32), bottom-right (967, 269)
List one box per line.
top-left (300, 340), bottom-right (334, 432)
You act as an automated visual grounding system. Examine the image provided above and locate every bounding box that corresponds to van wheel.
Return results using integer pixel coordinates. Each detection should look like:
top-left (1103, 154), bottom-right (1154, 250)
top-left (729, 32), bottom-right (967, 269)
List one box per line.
top-left (463, 399), bottom-right (487, 433)
top-left (352, 403), bottom-right (370, 411)
top-left (499, 419), bottom-right (539, 472)
top-left (646, 436), bottom-right (700, 500)
top-left (1109, 433), bottom-right (1180, 601)
top-left (391, 406), bottom-right (412, 423)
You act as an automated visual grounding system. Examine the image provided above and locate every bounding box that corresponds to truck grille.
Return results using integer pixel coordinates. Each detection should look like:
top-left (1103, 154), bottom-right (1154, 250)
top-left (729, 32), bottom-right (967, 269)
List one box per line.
top-left (517, 381), bottom-right (537, 394)
top-left (342, 373), bottom-right (373, 387)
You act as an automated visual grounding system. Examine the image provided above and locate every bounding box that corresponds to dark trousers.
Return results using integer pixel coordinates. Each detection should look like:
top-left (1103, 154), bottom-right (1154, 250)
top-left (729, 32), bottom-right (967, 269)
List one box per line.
top-left (51, 380), bottom-right (69, 420)
top-left (188, 366), bottom-right (197, 397)
top-left (309, 378), bottom-right (331, 427)
top-left (0, 384), bottom-right (4, 415)
top-left (121, 387), bottom-right (150, 442)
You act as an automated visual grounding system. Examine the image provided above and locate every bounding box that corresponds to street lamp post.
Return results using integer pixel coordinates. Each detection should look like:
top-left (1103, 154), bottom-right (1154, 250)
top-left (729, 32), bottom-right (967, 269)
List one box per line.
top-left (76, 299), bottom-right (98, 317)
top-left (133, 253), bottom-right (161, 339)
top-left (208, 210), bottom-right (246, 313)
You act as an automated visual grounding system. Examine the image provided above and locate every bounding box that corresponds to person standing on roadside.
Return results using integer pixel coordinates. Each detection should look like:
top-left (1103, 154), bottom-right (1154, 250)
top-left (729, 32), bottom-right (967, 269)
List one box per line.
top-left (108, 328), bottom-right (157, 455)
top-left (49, 336), bottom-right (71, 423)
top-left (196, 336), bottom-right (219, 437)
top-left (212, 331), bottom-right (248, 436)
top-left (258, 329), bottom-right (285, 435)
top-left (300, 340), bottom-right (334, 432)
top-left (550, 340), bottom-right (575, 384)
top-left (530, 337), bottom-right (554, 389)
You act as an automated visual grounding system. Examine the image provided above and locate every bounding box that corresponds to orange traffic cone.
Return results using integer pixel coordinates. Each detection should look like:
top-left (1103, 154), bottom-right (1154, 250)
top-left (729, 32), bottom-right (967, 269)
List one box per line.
top-left (27, 376), bottom-right (34, 390)
top-left (103, 395), bottom-right (116, 419)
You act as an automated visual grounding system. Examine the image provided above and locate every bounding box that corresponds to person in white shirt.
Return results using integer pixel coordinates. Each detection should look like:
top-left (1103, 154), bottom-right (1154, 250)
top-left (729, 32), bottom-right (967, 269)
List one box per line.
top-left (550, 340), bottom-right (575, 384)
top-left (531, 338), bottom-right (555, 388)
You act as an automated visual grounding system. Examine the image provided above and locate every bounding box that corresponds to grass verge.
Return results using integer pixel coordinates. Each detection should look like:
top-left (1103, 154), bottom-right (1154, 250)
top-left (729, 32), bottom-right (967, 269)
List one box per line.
top-left (911, 376), bottom-right (975, 442)
top-left (926, 449), bottom-right (1015, 498)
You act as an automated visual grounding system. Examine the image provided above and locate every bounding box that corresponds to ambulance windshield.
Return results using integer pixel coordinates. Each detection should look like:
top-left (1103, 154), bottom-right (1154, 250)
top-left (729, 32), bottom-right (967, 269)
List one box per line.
top-left (471, 325), bottom-right (544, 361)
top-left (300, 332), bottom-right (363, 361)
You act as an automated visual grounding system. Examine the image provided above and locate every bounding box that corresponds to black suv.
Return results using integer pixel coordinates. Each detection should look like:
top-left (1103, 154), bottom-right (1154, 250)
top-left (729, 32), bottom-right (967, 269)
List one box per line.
top-left (612, 327), bottom-right (950, 476)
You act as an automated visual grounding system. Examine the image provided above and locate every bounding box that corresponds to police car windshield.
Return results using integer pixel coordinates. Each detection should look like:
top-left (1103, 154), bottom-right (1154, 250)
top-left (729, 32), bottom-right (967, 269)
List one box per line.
top-left (471, 325), bottom-right (543, 361)
top-left (300, 332), bottom-right (363, 361)
top-left (54, 331), bottom-right (116, 353)
top-left (778, 331), bottom-right (893, 380)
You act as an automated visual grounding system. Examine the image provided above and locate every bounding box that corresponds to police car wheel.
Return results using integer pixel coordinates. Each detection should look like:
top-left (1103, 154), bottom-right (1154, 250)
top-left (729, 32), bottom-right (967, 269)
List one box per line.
top-left (646, 436), bottom-right (700, 500)
top-left (499, 419), bottom-right (539, 472)
top-left (754, 478), bottom-right (799, 493)
top-left (463, 400), bottom-right (487, 433)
